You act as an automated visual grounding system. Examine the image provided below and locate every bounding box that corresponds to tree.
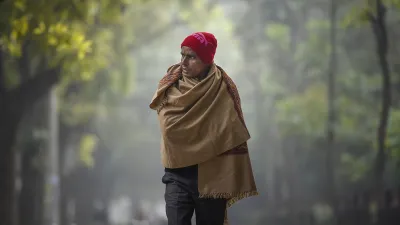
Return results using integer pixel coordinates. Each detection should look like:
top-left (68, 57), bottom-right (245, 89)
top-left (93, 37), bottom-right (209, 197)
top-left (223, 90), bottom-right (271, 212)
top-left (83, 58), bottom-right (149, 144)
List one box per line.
top-left (341, 0), bottom-right (396, 200)
top-left (368, 0), bottom-right (392, 199)
top-left (230, 0), bottom-right (399, 223)
top-left (326, 0), bottom-right (338, 217)
top-left (0, 1), bottom-right (132, 224)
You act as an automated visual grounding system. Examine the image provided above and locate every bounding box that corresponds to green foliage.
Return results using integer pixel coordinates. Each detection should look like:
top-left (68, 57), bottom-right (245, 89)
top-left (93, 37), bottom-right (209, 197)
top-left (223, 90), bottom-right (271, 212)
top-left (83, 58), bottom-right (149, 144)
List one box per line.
top-left (301, 23), bottom-right (330, 63)
top-left (251, 0), bottom-right (400, 193)
top-left (265, 23), bottom-right (290, 50)
top-left (389, 110), bottom-right (400, 162)
top-left (58, 0), bottom-right (200, 129)
top-left (341, 5), bottom-right (371, 28)
top-left (340, 152), bottom-right (370, 182)
top-left (178, 0), bottom-right (232, 32)
top-left (0, 0), bottom-right (134, 89)
top-left (383, 0), bottom-right (400, 9)
top-left (276, 83), bottom-right (327, 137)
top-left (0, 0), bottom-right (159, 178)
top-left (341, 0), bottom-right (400, 28)
top-left (79, 134), bottom-right (98, 167)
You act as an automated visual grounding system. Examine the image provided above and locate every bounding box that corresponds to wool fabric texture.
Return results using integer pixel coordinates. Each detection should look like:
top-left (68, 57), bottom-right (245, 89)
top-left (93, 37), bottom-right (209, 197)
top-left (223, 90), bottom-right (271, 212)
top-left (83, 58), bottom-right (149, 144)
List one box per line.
top-left (150, 63), bottom-right (258, 224)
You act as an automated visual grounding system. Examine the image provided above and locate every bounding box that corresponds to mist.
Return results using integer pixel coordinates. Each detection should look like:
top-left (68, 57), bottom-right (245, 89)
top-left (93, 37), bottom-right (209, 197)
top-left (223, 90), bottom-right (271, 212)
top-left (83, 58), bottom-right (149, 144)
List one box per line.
top-left (0, 0), bottom-right (399, 225)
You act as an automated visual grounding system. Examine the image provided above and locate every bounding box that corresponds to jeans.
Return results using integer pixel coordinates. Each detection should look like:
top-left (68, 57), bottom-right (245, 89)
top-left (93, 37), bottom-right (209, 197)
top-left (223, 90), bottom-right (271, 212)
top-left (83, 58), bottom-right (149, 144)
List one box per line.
top-left (162, 165), bottom-right (227, 225)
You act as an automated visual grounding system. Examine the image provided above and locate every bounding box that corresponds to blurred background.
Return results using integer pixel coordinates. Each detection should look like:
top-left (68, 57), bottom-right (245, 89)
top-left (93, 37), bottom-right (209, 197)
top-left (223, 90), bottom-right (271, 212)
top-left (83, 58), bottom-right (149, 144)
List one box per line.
top-left (0, 0), bottom-right (399, 225)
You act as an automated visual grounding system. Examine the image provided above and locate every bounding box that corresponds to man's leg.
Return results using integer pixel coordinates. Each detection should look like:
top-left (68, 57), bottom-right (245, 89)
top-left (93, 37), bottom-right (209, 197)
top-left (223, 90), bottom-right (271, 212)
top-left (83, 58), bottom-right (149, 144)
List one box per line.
top-left (165, 181), bottom-right (195, 225)
top-left (194, 198), bottom-right (227, 225)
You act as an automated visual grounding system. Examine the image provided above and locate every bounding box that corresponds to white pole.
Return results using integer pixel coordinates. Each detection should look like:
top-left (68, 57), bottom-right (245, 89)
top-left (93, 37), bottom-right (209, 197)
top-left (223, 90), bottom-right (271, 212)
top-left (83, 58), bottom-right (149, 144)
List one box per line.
top-left (46, 86), bottom-right (60, 225)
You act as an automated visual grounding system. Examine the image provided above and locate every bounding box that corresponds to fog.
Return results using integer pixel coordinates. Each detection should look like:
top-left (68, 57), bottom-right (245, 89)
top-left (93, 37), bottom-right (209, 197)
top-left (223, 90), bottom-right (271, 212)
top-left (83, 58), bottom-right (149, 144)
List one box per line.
top-left (1, 0), bottom-right (399, 225)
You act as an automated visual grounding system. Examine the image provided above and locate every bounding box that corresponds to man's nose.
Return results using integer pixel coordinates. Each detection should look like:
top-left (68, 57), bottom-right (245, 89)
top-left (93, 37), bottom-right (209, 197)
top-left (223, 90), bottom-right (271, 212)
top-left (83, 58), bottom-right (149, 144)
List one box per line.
top-left (181, 56), bottom-right (189, 65)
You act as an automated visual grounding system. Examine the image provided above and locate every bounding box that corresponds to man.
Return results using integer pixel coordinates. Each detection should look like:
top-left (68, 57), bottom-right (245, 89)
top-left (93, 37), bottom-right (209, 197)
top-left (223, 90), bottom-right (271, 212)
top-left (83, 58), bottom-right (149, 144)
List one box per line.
top-left (149, 32), bottom-right (258, 225)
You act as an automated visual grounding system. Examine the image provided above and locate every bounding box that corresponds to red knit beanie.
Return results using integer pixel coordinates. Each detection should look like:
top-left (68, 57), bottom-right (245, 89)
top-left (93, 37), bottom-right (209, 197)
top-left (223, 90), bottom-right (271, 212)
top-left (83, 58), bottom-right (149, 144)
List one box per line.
top-left (181, 32), bottom-right (217, 64)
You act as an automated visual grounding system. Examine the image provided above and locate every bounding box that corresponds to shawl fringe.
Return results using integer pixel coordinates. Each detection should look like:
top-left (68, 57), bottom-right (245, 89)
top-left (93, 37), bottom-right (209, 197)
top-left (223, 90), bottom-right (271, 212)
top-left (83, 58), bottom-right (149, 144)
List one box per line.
top-left (199, 191), bottom-right (259, 207)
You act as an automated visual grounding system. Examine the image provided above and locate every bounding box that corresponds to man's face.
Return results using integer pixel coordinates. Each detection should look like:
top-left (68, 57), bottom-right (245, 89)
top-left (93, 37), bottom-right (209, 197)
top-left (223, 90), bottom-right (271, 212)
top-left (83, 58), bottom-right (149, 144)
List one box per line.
top-left (180, 46), bottom-right (209, 78)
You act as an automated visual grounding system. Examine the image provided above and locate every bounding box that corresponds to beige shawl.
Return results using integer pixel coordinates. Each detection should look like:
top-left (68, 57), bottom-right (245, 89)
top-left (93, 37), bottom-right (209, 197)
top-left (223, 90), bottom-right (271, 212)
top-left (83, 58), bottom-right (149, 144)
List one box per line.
top-left (150, 63), bottom-right (258, 222)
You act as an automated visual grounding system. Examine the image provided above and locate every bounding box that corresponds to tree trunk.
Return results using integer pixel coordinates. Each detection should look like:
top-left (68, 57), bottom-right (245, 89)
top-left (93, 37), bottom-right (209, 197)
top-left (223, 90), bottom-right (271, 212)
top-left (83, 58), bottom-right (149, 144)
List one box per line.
top-left (18, 140), bottom-right (44, 225)
top-left (326, 0), bottom-right (338, 217)
top-left (369, 0), bottom-right (391, 200)
top-left (73, 167), bottom-right (96, 225)
top-left (0, 63), bottom-right (61, 224)
top-left (0, 117), bottom-right (18, 225)
top-left (59, 136), bottom-right (69, 225)
top-left (59, 123), bottom-right (79, 225)
top-left (0, 49), bottom-right (5, 97)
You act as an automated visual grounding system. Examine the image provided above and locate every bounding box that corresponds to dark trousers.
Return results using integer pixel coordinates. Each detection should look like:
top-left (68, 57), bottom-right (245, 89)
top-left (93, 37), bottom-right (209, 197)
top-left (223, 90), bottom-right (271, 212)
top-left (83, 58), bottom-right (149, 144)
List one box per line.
top-left (163, 165), bottom-right (227, 225)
